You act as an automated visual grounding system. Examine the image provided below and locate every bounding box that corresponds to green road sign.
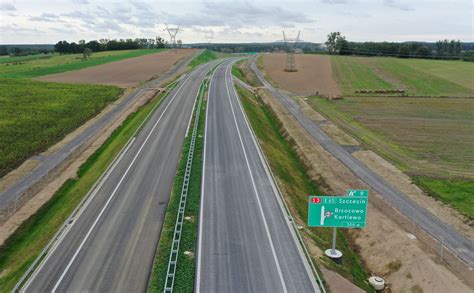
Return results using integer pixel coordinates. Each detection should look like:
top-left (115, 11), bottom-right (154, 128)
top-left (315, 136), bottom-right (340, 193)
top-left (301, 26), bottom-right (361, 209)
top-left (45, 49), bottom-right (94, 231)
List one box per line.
top-left (347, 189), bottom-right (368, 197)
top-left (308, 196), bottom-right (368, 228)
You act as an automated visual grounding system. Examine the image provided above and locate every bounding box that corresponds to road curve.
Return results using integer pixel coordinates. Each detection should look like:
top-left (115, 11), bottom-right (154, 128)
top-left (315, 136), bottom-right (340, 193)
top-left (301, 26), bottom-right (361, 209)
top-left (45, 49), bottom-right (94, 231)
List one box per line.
top-left (250, 57), bottom-right (474, 267)
top-left (196, 60), bottom-right (319, 292)
top-left (21, 62), bottom-right (214, 292)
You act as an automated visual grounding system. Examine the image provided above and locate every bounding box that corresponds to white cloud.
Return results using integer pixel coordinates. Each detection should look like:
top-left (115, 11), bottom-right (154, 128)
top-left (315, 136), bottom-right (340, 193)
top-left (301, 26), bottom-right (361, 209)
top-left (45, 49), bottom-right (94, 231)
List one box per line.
top-left (0, 3), bottom-right (16, 11)
top-left (0, 0), bottom-right (472, 44)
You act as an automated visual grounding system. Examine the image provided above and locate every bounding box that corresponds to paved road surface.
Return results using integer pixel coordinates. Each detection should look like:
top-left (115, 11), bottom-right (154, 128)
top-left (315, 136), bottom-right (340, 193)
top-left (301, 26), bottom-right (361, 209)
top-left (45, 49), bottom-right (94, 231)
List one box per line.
top-left (0, 50), bottom-right (198, 217)
top-left (251, 58), bottom-right (474, 267)
top-left (22, 62), bottom-right (214, 292)
top-left (196, 60), bottom-right (320, 292)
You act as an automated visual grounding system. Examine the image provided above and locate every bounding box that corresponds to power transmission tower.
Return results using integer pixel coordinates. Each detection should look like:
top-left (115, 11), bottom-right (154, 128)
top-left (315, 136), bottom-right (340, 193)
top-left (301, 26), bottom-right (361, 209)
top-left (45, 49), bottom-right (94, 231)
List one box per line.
top-left (205, 33), bottom-right (214, 50)
top-left (164, 24), bottom-right (182, 53)
top-left (282, 30), bottom-right (301, 72)
top-left (205, 33), bottom-right (214, 44)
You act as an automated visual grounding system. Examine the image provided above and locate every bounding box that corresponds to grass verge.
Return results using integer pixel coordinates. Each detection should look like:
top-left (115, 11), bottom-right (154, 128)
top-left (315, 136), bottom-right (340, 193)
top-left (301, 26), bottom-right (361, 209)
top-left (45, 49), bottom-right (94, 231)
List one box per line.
top-left (148, 78), bottom-right (208, 292)
top-left (413, 176), bottom-right (474, 220)
top-left (0, 78), bottom-right (122, 177)
top-left (0, 49), bottom-right (166, 78)
top-left (188, 50), bottom-right (218, 70)
top-left (0, 85), bottom-right (173, 291)
top-left (232, 60), bottom-right (262, 87)
top-left (236, 85), bottom-right (373, 292)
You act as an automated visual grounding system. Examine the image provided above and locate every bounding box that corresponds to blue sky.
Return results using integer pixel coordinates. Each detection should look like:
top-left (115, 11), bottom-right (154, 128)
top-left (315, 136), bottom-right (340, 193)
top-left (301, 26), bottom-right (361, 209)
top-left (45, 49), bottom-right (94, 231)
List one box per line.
top-left (0, 0), bottom-right (472, 44)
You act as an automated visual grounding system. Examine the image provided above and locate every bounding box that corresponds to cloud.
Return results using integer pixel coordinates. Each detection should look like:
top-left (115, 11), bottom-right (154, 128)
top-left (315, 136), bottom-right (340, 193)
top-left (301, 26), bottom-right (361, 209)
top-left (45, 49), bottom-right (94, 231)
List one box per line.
top-left (29, 13), bottom-right (61, 22)
top-left (1, 24), bottom-right (42, 34)
top-left (72, 0), bottom-right (90, 4)
top-left (322, 0), bottom-right (350, 4)
top-left (0, 3), bottom-right (16, 11)
top-left (164, 2), bottom-right (313, 28)
top-left (383, 0), bottom-right (414, 11)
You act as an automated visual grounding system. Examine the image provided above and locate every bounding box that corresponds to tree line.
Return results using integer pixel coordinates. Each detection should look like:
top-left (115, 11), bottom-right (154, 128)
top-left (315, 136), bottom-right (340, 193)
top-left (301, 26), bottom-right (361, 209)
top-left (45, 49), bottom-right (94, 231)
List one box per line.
top-left (325, 32), bottom-right (473, 61)
top-left (54, 37), bottom-right (167, 54)
top-left (0, 45), bottom-right (53, 56)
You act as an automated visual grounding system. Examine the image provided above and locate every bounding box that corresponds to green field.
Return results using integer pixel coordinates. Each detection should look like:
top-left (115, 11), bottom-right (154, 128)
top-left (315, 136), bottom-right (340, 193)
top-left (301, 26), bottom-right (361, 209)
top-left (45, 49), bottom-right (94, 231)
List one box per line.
top-left (0, 49), bottom-right (165, 78)
top-left (237, 86), bottom-right (373, 291)
top-left (0, 78), bottom-right (121, 177)
top-left (306, 96), bottom-right (474, 218)
top-left (0, 54), bottom-right (56, 64)
top-left (0, 87), bottom-right (170, 291)
top-left (331, 56), bottom-right (474, 97)
top-left (413, 177), bottom-right (474, 220)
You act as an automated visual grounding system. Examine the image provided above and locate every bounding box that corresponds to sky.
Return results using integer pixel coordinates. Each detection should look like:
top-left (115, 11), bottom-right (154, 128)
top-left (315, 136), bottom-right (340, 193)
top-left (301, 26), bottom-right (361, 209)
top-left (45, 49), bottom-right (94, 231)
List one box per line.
top-left (0, 0), bottom-right (473, 44)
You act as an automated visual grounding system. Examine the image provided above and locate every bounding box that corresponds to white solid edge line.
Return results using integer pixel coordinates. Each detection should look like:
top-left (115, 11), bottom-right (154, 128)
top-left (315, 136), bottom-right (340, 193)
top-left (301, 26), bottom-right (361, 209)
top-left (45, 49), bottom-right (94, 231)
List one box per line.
top-left (185, 83), bottom-right (199, 137)
top-left (229, 68), bottom-right (320, 292)
top-left (21, 136), bottom-right (136, 292)
top-left (22, 75), bottom-right (183, 291)
top-left (223, 62), bottom-right (288, 292)
top-left (195, 61), bottom-right (221, 293)
top-left (50, 70), bottom-right (198, 293)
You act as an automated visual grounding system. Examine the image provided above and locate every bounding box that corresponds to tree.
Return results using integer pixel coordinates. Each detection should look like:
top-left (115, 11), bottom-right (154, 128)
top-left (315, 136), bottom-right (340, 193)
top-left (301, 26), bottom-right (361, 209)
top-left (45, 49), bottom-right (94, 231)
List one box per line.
top-left (156, 36), bottom-right (166, 48)
top-left (83, 48), bottom-right (92, 60)
top-left (325, 32), bottom-right (348, 55)
top-left (416, 46), bottom-right (431, 57)
top-left (398, 45), bottom-right (410, 58)
top-left (176, 40), bottom-right (183, 48)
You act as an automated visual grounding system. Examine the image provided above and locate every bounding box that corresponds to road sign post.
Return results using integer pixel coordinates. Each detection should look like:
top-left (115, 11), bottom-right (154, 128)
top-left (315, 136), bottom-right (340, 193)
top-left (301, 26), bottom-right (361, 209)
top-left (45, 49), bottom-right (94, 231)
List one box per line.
top-left (308, 190), bottom-right (368, 260)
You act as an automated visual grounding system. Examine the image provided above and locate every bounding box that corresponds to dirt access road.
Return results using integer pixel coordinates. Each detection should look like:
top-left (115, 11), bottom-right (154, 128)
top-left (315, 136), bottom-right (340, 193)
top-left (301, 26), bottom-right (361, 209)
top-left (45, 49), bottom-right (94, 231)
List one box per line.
top-left (37, 49), bottom-right (197, 88)
top-left (260, 53), bottom-right (341, 96)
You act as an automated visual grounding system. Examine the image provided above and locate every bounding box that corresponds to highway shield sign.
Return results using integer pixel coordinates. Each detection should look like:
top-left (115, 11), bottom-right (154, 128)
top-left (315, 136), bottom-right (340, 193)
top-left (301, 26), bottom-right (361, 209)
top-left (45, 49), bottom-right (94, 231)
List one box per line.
top-left (347, 189), bottom-right (368, 197)
top-left (308, 195), bottom-right (368, 228)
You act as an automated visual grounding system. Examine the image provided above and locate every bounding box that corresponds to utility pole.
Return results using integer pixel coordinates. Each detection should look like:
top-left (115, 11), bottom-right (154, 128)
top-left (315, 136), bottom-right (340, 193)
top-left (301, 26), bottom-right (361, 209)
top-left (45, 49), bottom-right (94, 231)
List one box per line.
top-left (164, 24), bottom-right (182, 53)
top-left (205, 33), bottom-right (214, 51)
top-left (282, 30), bottom-right (301, 72)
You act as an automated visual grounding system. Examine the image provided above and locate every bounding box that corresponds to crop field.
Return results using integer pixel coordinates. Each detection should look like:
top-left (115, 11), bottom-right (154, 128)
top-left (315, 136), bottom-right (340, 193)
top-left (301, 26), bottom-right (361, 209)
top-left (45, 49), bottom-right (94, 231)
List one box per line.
top-left (0, 78), bottom-right (121, 177)
top-left (260, 54), bottom-right (341, 96)
top-left (306, 96), bottom-right (474, 218)
top-left (0, 49), bottom-right (165, 79)
top-left (37, 49), bottom-right (196, 88)
top-left (331, 56), bottom-right (474, 96)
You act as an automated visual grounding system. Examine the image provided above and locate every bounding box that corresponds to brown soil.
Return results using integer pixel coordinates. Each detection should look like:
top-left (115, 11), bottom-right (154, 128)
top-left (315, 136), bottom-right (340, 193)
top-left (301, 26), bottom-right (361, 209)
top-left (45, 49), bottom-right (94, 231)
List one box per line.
top-left (258, 89), bottom-right (472, 292)
top-left (0, 89), bottom-right (157, 244)
top-left (320, 267), bottom-right (365, 293)
top-left (261, 54), bottom-right (341, 96)
top-left (37, 49), bottom-right (197, 88)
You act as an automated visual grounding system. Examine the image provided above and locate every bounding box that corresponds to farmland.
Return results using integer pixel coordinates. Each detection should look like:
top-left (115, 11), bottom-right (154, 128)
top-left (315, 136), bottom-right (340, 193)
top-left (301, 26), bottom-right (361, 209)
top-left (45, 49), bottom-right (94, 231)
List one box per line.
top-left (260, 54), bottom-right (341, 96)
top-left (259, 53), bottom-right (474, 218)
top-left (0, 78), bottom-right (121, 177)
top-left (37, 49), bottom-right (196, 87)
top-left (0, 49), bottom-right (165, 79)
top-left (306, 96), bottom-right (474, 218)
top-left (331, 56), bottom-right (474, 96)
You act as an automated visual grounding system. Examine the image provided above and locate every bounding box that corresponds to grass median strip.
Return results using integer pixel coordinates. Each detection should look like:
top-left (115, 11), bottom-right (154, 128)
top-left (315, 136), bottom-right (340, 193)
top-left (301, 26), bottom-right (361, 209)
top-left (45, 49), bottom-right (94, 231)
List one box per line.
top-left (235, 85), bottom-right (373, 292)
top-left (148, 78), bottom-right (208, 293)
top-left (0, 83), bottom-right (175, 291)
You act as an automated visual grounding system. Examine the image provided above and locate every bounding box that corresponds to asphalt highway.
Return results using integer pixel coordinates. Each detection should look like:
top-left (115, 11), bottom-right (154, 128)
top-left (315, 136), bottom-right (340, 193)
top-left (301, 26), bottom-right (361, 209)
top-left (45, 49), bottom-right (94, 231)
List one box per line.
top-left (196, 60), bottom-right (319, 292)
top-left (250, 58), bottom-right (474, 267)
top-left (22, 62), bottom-right (214, 292)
